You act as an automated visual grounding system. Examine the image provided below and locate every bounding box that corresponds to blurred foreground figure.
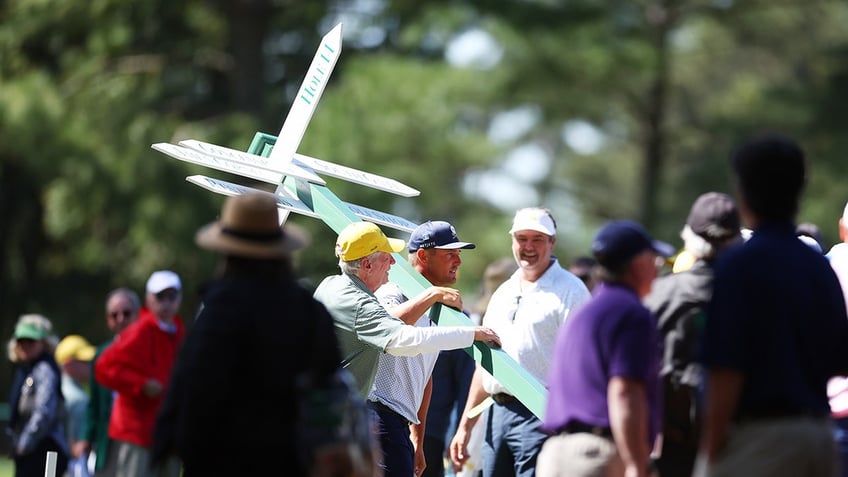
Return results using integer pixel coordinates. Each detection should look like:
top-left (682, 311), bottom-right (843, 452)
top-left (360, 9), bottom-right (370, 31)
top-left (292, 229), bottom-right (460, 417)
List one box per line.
top-left (643, 192), bottom-right (741, 477)
top-left (152, 192), bottom-right (371, 476)
top-left (697, 135), bottom-right (848, 477)
top-left (539, 220), bottom-right (673, 477)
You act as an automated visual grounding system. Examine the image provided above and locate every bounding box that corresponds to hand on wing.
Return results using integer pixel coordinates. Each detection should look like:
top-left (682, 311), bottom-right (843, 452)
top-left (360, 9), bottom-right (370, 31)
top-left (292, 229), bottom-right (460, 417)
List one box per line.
top-left (473, 327), bottom-right (500, 347)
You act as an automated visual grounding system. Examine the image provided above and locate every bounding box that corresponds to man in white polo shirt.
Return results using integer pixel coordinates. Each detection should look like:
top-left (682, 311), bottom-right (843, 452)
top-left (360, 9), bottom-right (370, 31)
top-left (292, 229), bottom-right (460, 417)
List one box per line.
top-left (369, 221), bottom-right (477, 477)
top-left (450, 207), bottom-right (592, 477)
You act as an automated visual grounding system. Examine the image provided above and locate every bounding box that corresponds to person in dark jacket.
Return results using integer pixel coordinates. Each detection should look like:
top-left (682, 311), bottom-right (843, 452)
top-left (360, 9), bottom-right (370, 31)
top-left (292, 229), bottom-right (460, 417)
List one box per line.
top-left (643, 192), bottom-right (742, 477)
top-left (6, 314), bottom-right (69, 477)
top-left (152, 192), bottom-right (351, 476)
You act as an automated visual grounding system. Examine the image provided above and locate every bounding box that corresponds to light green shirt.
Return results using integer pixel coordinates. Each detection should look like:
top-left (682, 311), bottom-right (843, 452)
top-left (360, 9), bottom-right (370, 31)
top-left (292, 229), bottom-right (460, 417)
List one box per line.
top-left (313, 273), bottom-right (405, 397)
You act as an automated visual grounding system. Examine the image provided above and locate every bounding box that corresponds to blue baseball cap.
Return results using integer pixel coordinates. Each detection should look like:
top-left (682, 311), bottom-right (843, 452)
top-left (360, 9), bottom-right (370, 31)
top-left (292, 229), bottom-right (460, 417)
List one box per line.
top-left (592, 220), bottom-right (674, 271)
top-left (408, 221), bottom-right (476, 252)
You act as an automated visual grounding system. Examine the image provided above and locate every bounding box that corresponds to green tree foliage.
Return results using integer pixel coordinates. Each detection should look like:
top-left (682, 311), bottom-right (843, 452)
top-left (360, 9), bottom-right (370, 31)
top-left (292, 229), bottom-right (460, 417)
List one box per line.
top-left (0, 0), bottom-right (333, 346)
top-left (3, 0), bottom-right (848, 398)
top-left (292, 54), bottom-right (506, 285)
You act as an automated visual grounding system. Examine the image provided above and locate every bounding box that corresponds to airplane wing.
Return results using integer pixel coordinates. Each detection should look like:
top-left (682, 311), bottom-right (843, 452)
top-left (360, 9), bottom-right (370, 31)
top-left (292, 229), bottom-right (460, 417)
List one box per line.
top-left (186, 175), bottom-right (418, 233)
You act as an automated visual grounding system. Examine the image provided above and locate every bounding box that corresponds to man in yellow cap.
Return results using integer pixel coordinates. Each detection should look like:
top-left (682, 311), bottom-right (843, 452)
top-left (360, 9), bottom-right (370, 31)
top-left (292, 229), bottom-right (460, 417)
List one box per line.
top-left (313, 221), bottom-right (501, 399)
top-left (55, 334), bottom-right (97, 470)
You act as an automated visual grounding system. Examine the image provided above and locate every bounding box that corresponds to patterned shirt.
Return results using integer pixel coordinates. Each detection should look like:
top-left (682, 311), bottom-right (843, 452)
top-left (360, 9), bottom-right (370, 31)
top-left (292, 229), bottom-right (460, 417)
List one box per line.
top-left (369, 282), bottom-right (441, 423)
top-left (11, 358), bottom-right (68, 454)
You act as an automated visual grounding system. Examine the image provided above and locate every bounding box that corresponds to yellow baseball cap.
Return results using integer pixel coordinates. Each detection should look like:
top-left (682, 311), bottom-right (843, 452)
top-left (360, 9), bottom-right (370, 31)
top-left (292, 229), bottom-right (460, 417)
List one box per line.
top-left (55, 335), bottom-right (96, 365)
top-left (672, 250), bottom-right (696, 273)
top-left (336, 222), bottom-right (405, 261)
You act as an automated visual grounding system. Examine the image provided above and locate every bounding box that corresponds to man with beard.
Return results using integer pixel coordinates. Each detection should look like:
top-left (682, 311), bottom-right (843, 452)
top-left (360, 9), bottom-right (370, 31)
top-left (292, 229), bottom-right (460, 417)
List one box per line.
top-left (450, 207), bottom-right (592, 477)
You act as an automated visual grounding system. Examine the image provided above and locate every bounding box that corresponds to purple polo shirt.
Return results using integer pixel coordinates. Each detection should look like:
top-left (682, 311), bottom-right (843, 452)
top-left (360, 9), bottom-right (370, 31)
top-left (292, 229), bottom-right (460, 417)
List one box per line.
top-left (543, 282), bottom-right (661, 442)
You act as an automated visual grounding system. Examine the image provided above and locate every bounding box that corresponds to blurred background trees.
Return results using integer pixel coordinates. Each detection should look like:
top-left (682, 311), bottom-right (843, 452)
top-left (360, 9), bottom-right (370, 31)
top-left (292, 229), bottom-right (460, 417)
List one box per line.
top-left (2, 0), bottom-right (848, 380)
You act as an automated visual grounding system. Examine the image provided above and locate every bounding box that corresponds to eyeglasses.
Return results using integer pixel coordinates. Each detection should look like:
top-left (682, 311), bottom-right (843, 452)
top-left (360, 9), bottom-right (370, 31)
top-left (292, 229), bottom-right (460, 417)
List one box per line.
top-left (109, 309), bottom-right (133, 319)
top-left (155, 290), bottom-right (180, 302)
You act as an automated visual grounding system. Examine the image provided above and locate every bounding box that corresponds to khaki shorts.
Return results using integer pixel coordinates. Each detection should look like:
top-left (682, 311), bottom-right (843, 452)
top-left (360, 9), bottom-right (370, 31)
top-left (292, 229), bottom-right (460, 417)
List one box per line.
top-left (698, 417), bottom-right (836, 477)
top-left (537, 433), bottom-right (624, 477)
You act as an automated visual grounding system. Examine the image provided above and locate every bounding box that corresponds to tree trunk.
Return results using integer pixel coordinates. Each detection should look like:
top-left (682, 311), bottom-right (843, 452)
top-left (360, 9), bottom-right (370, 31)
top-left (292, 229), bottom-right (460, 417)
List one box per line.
top-left (223, 0), bottom-right (273, 115)
top-left (640, 18), bottom-right (671, 230)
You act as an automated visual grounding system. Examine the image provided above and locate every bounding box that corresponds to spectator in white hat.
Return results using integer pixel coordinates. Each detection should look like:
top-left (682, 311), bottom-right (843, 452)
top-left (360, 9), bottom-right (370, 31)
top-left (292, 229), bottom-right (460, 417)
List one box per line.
top-left (450, 207), bottom-right (592, 477)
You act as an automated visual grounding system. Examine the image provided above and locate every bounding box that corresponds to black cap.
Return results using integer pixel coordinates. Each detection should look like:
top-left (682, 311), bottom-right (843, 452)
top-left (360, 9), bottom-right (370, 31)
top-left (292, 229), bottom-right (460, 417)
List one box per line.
top-left (686, 192), bottom-right (741, 242)
top-left (592, 220), bottom-right (675, 271)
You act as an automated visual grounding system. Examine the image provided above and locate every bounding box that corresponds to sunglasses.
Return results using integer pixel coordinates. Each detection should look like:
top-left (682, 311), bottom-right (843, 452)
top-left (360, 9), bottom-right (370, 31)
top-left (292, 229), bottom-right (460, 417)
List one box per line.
top-left (109, 309), bottom-right (134, 319)
top-left (155, 289), bottom-right (181, 302)
top-left (16, 338), bottom-right (36, 345)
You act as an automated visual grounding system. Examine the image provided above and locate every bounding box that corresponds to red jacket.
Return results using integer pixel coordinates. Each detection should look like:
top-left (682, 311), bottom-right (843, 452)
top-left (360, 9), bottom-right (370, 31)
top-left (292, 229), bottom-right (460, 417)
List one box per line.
top-left (95, 307), bottom-right (185, 447)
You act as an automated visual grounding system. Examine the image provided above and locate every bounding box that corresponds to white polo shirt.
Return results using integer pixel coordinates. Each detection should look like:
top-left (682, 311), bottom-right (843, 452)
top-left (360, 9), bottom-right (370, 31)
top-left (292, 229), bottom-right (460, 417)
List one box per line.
top-left (480, 258), bottom-right (591, 395)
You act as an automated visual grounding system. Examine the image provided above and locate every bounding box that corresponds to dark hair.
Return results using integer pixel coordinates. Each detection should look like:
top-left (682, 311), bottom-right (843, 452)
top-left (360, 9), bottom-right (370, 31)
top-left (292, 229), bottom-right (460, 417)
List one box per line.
top-left (569, 256), bottom-right (597, 282)
top-left (220, 255), bottom-right (293, 280)
top-left (105, 288), bottom-right (141, 312)
top-left (570, 256), bottom-right (597, 269)
top-left (731, 134), bottom-right (806, 222)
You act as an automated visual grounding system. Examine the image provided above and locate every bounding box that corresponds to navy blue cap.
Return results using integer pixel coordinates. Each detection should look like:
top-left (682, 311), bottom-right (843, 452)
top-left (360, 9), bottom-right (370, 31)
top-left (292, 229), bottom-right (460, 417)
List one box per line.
top-left (591, 220), bottom-right (674, 270)
top-left (408, 221), bottom-right (476, 252)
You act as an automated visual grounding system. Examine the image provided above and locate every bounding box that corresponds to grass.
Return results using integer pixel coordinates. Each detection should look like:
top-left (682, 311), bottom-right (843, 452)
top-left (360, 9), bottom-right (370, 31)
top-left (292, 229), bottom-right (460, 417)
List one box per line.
top-left (0, 457), bottom-right (12, 477)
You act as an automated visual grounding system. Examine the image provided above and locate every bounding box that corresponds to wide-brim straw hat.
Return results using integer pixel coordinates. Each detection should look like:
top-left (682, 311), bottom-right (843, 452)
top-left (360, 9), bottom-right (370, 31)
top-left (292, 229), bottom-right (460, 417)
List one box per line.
top-left (196, 192), bottom-right (308, 258)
